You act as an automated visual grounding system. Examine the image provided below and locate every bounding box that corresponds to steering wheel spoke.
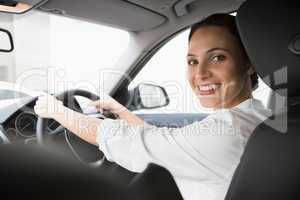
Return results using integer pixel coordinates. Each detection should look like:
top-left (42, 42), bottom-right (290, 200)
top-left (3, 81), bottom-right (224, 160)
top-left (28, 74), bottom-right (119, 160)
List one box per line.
top-left (47, 124), bottom-right (65, 135)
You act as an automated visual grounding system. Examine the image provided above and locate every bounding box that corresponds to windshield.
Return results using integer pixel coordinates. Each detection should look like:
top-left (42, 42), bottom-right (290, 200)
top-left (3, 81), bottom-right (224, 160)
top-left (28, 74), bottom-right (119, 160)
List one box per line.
top-left (0, 11), bottom-right (129, 98)
top-left (0, 89), bottom-right (28, 100)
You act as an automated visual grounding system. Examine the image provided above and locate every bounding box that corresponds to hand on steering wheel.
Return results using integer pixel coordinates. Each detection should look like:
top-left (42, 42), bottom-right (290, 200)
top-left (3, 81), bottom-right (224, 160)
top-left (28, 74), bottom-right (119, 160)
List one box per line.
top-left (88, 92), bottom-right (126, 115)
top-left (35, 89), bottom-right (113, 167)
top-left (34, 94), bottom-right (65, 119)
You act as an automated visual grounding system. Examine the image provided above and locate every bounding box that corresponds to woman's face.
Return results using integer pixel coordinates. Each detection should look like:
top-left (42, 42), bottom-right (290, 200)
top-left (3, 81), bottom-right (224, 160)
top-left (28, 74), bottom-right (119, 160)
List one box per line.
top-left (187, 26), bottom-right (251, 109)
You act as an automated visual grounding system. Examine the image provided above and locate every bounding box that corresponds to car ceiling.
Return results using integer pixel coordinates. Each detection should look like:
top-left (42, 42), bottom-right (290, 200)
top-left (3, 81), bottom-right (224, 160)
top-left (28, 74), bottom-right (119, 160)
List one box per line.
top-left (39, 0), bottom-right (246, 32)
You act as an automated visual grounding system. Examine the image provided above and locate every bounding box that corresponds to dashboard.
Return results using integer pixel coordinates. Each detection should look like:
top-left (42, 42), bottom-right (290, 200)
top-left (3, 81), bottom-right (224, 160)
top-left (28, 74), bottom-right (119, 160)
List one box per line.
top-left (0, 97), bottom-right (60, 145)
top-left (4, 110), bottom-right (38, 144)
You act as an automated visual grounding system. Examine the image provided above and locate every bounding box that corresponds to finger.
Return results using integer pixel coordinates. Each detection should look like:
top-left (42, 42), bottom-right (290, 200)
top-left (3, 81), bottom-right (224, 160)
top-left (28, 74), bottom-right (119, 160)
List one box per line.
top-left (36, 98), bottom-right (48, 106)
top-left (34, 106), bottom-right (43, 113)
top-left (37, 97), bottom-right (47, 103)
top-left (88, 100), bottom-right (108, 107)
top-left (35, 101), bottom-right (44, 107)
top-left (33, 105), bottom-right (39, 111)
top-left (34, 107), bottom-right (46, 115)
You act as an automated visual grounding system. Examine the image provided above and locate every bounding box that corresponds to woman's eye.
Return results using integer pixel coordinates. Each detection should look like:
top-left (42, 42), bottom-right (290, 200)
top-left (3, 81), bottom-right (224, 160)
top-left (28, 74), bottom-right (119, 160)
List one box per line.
top-left (187, 59), bottom-right (198, 66)
top-left (211, 55), bottom-right (226, 62)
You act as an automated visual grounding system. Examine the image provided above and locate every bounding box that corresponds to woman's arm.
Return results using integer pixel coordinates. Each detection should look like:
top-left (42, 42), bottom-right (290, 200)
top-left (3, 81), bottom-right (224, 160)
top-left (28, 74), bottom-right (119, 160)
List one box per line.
top-left (34, 94), bottom-right (146, 145)
top-left (52, 106), bottom-right (102, 145)
top-left (88, 94), bottom-right (146, 126)
top-left (34, 95), bottom-right (102, 145)
top-left (51, 104), bottom-right (145, 145)
top-left (117, 108), bottom-right (145, 125)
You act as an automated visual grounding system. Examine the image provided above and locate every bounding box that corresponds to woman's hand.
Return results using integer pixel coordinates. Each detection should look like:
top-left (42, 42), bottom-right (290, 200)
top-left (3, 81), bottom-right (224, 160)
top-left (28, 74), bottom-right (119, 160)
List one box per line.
top-left (89, 92), bottom-right (145, 126)
top-left (34, 94), bottom-right (65, 119)
top-left (88, 93), bottom-right (126, 114)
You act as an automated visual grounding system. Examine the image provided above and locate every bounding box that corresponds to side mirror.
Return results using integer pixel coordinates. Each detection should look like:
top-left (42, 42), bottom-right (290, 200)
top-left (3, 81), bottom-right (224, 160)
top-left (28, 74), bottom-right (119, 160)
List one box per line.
top-left (0, 28), bottom-right (13, 52)
top-left (130, 83), bottom-right (169, 110)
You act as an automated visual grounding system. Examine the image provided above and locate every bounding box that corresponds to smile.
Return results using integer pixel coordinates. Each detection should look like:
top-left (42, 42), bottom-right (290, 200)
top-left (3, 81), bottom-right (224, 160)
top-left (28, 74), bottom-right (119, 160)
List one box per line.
top-left (197, 83), bottom-right (222, 96)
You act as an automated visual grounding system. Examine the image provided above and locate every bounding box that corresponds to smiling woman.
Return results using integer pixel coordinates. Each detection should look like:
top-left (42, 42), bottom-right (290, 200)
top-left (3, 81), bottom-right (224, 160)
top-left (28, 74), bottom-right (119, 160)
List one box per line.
top-left (34, 13), bottom-right (272, 200)
top-left (187, 14), bottom-right (258, 109)
top-left (0, 0), bottom-right (292, 199)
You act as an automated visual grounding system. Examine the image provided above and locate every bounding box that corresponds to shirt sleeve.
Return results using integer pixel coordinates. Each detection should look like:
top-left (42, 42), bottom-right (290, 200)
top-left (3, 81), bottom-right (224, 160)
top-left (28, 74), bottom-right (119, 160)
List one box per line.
top-left (96, 113), bottom-right (246, 182)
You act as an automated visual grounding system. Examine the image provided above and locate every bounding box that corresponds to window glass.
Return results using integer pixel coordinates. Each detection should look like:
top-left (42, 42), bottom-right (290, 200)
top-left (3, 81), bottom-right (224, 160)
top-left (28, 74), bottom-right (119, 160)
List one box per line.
top-left (0, 11), bottom-right (129, 95)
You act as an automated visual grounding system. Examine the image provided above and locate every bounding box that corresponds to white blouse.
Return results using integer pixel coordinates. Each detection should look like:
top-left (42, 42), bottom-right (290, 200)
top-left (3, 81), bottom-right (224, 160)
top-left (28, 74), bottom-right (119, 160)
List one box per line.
top-left (96, 98), bottom-right (271, 200)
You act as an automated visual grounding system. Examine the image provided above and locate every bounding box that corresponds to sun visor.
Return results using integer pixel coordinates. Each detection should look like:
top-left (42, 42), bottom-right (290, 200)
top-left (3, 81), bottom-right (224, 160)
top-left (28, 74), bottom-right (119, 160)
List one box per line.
top-left (40, 0), bottom-right (167, 32)
top-left (0, 0), bottom-right (47, 13)
top-left (236, 0), bottom-right (300, 97)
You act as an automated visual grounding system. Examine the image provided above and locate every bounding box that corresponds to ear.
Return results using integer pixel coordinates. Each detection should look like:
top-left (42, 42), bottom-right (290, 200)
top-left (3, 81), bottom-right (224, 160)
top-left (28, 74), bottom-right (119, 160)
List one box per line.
top-left (246, 65), bottom-right (255, 76)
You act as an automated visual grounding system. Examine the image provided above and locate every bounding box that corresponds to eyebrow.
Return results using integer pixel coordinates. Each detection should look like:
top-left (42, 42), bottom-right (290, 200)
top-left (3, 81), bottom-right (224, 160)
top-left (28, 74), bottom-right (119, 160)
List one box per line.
top-left (207, 47), bottom-right (231, 54)
top-left (187, 47), bottom-right (231, 57)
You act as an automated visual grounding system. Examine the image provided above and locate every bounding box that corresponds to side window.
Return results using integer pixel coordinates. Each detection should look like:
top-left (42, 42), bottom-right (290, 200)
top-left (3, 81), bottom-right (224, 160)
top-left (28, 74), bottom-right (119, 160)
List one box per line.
top-left (129, 30), bottom-right (205, 114)
top-left (129, 29), bottom-right (272, 114)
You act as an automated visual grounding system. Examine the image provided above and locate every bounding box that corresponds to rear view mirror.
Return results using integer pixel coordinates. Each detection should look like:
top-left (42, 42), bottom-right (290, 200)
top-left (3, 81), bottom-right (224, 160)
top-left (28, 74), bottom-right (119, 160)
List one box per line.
top-left (0, 0), bottom-right (47, 14)
top-left (0, 28), bottom-right (13, 52)
top-left (130, 83), bottom-right (170, 110)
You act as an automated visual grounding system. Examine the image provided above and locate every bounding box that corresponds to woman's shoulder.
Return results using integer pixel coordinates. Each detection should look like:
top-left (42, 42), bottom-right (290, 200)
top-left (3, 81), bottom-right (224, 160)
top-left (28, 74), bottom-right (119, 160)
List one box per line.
top-left (224, 98), bottom-right (271, 136)
top-left (200, 98), bottom-right (271, 133)
top-left (229, 98), bottom-right (272, 122)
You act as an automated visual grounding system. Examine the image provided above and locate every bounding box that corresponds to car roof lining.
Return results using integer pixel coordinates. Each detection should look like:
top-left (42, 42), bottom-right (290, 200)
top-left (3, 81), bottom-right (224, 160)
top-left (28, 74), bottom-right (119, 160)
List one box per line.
top-left (38, 0), bottom-right (246, 32)
top-left (39, 0), bottom-right (167, 32)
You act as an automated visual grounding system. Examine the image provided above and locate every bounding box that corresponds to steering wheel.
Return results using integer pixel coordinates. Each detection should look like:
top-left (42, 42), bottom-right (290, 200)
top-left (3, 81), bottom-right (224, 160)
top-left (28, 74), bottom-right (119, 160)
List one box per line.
top-left (36, 89), bottom-right (107, 167)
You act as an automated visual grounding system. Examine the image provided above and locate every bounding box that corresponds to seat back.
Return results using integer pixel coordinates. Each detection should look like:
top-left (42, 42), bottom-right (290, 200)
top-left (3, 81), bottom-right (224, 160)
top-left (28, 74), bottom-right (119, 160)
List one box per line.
top-left (128, 163), bottom-right (183, 200)
top-left (0, 144), bottom-right (183, 200)
top-left (226, 109), bottom-right (300, 199)
top-left (226, 0), bottom-right (300, 199)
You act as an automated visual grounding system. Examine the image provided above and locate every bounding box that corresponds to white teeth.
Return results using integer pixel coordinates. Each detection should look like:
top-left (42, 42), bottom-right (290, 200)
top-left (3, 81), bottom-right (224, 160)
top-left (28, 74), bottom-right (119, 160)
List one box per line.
top-left (198, 84), bottom-right (220, 91)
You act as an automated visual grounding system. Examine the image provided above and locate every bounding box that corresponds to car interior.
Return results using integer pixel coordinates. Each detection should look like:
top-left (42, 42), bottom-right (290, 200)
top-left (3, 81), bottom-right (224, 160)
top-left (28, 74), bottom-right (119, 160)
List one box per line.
top-left (0, 0), bottom-right (298, 199)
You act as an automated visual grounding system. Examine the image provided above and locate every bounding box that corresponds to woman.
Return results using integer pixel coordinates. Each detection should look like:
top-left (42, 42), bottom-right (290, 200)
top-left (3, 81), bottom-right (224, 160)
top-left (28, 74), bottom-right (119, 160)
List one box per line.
top-left (34, 14), bottom-right (271, 200)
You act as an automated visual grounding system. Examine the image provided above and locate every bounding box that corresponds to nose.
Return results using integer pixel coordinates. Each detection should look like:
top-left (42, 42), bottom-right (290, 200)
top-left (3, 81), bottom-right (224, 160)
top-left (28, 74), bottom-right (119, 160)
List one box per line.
top-left (194, 62), bottom-right (211, 80)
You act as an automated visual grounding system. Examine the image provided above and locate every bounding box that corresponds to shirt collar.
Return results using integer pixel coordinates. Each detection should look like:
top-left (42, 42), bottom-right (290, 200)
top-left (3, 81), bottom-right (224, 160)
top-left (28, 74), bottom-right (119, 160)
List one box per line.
top-left (235, 98), bottom-right (265, 111)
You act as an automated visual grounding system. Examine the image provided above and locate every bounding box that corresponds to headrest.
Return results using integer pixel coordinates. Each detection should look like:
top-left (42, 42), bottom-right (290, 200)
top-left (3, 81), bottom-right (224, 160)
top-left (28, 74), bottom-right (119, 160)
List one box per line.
top-left (236, 0), bottom-right (300, 97)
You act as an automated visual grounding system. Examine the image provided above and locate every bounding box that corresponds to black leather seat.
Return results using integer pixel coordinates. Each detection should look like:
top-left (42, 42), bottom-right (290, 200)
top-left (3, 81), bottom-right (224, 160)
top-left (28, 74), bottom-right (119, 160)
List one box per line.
top-left (0, 145), bottom-right (127, 200)
top-left (225, 0), bottom-right (300, 199)
top-left (0, 144), bottom-right (183, 200)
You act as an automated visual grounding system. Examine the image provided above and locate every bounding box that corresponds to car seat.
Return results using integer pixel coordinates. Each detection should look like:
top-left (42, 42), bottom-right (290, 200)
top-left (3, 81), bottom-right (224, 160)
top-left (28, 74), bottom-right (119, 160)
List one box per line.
top-left (225, 0), bottom-right (300, 199)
